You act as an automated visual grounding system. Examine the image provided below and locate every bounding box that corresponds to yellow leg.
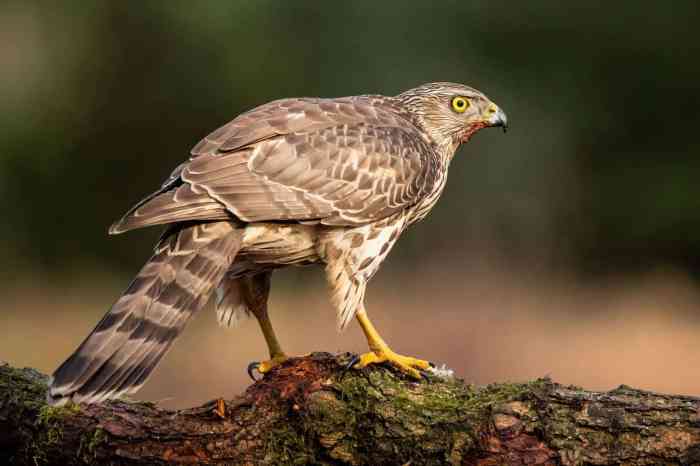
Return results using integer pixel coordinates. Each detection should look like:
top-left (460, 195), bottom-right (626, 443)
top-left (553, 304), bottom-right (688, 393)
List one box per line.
top-left (252, 309), bottom-right (288, 374)
top-left (242, 272), bottom-right (288, 378)
top-left (353, 308), bottom-right (431, 379)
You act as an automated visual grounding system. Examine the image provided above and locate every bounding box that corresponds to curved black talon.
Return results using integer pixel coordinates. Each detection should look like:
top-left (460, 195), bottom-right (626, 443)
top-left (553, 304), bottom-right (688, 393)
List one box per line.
top-left (341, 354), bottom-right (361, 379)
top-left (247, 362), bottom-right (261, 381)
top-left (419, 361), bottom-right (440, 381)
top-left (344, 354), bottom-right (361, 371)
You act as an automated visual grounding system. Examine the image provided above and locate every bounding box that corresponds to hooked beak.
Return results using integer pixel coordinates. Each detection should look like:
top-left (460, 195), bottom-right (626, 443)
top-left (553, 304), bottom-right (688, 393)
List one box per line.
top-left (460, 103), bottom-right (509, 143)
top-left (486, 104), bottom-right (508, 133)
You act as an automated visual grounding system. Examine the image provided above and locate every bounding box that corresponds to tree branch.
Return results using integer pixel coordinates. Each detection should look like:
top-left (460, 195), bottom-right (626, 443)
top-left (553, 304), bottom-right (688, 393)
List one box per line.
top-left (2, 354), bottom-right (700, 465)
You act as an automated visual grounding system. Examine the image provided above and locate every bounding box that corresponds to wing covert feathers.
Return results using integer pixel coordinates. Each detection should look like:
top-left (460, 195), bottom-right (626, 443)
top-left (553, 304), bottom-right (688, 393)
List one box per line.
top-left (182, 124), bottom-right (435, 226)
top-left (109, 183), bottom-right (231, 235)
top-left (110, 95), bottom-right (439, 233)
top-left (47, 222), bottom-right (242, 405)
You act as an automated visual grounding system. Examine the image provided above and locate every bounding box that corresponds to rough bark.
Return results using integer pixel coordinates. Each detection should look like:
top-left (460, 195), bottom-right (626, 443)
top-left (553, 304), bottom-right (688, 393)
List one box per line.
top-left (1, 354), bottom-right (700, 465)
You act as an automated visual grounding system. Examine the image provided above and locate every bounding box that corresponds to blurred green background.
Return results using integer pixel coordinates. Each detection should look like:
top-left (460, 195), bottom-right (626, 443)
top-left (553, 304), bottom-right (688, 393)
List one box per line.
top-left (1, 2), bottom-right (699, 406)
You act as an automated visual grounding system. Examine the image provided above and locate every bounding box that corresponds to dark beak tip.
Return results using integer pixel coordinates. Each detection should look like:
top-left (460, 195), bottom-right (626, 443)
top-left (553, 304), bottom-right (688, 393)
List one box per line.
top-left (489, 107), bottom-right (508, 134)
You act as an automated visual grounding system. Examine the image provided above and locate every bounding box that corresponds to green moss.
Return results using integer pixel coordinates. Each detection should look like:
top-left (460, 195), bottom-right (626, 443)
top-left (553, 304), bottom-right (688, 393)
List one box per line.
top-left (0, 365), bottom-right (61, 465)
top-left (37, 403), bottom-right (80, 444)
top-left (461, 379), bottom-right (548, 413)
top-left (337, 368), bottom-right (545, 425)
top-left (87, 427), bottom-right (106, 452)
top-left (328, 369), bottom-right (452, 463)
top-left (0, 364), bottom-right (48, 414)
top-left (37, 403), bottom-right (81, 426)
top-left (324, 368), bottom-right (551, 464)
top-left (78, 427), bottom-right (106, 462)
top-left (260, 365), bottom-right (551, 465)
top-left (25, 401), bottom-right (82, 465)
top-left (263, 425), bottom-right (316, 465)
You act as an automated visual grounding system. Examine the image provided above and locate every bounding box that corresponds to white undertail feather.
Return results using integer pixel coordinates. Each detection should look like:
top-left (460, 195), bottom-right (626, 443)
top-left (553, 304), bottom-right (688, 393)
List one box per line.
top-left (215, 278), bottom-right (250, 328)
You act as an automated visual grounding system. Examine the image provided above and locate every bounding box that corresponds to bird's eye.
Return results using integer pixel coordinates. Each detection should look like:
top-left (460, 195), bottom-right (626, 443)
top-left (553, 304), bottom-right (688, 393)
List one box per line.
top-left (451, 96), bottom-right (470, 113)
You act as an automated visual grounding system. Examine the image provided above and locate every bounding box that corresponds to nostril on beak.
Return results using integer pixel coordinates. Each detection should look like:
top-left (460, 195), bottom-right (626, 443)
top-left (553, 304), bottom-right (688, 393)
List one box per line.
top-left (487, 106), bottom-right (508, 133)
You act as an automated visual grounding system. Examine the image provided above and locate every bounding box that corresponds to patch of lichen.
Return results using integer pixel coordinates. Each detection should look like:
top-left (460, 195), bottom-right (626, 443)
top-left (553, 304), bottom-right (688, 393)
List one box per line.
top-left (327, 368), bottom-right (476, 463)
top-left (461, 378), bottom-right (549, 414)
top-left (263, 422), bottom-right (318, 465)
top-left (253, 391), bottom-right (319, 465)
top-left (281, 367), bottom-right (553, 465)
top-left (541, 385), bottom-right (700, 464)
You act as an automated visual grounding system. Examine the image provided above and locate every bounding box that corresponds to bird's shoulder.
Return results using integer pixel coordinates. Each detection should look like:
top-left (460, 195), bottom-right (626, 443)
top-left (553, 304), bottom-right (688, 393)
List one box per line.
top-left (190, 94), bottom-right (425, 157)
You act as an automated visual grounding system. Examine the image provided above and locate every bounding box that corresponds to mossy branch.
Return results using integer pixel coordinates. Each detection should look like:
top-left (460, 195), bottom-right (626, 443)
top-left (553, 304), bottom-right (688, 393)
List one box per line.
top-left (1, 354), bottom-right (700, 465)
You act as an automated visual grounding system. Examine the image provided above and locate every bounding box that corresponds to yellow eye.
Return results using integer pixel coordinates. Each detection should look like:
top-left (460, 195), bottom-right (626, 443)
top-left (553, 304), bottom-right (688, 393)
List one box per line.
top-left (451, 96), bottom-right (470, 113)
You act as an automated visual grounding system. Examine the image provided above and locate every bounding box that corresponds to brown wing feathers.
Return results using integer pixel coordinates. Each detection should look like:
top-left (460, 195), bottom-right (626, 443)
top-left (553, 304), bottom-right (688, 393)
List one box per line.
top-left (182, 124), bottom-right (432, 226)
top-left (109, 182), bottom-right (231, 234)
top-left (109, 96), bottom-right (432, 234)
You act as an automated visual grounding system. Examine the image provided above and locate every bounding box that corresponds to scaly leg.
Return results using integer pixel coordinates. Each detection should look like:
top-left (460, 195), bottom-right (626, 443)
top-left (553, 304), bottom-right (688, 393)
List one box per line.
top-left (250, 304), bottom-right (287, 374)
top-left (352, 307), bottom-right (431, 379)
top-left (244, 272), bottom-right (288, 379)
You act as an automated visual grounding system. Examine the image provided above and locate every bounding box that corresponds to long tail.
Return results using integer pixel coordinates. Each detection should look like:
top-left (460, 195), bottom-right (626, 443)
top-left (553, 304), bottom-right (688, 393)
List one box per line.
top-left (47, 221), bottom-right (241, 406)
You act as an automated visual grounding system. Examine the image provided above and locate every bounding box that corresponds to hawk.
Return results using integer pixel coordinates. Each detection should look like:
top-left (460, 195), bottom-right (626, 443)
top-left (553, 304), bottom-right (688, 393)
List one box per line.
top-left (47, 82), bottom-right (507, 405)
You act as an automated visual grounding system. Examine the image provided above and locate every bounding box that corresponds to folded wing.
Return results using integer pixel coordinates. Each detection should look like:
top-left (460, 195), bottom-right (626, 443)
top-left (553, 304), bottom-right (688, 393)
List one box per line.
top-left (110, 96), bottom-right (438, 233)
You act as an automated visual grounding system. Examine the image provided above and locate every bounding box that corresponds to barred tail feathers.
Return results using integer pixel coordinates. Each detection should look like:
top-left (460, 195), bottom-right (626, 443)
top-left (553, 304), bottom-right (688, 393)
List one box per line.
top-left (47, 222), bottom-right (241, 406)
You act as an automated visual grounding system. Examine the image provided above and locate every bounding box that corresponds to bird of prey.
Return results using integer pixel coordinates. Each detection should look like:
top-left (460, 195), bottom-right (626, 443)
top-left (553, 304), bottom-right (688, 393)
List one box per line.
top-left (47, 82), bottom-right (507, 406)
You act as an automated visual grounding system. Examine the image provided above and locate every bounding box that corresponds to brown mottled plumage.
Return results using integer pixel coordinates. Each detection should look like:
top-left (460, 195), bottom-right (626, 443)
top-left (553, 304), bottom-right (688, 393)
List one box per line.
top-left (48, 82), bottom-right (507, 405)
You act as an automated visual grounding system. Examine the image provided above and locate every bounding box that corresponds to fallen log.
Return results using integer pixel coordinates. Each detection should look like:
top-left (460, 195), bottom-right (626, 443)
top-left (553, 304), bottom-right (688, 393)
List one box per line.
top-left (1, 353), bottom-right (700, 465)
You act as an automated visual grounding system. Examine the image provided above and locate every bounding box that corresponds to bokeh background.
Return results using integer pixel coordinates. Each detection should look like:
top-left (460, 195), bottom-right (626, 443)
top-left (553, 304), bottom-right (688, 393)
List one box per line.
top-left (2, 2), bottom-right (699, 408)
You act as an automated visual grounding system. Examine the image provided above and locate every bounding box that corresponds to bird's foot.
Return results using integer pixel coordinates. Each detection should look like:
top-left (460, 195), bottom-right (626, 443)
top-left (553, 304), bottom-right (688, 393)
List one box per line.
top-left (247, 353), bottom-right (288, 380)
top-left (351, 347), bottom-right (432, 379)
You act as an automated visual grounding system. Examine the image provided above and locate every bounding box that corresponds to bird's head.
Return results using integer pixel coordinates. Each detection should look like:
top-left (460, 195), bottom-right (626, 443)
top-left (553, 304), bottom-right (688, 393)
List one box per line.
top-left (397, 82), bottom-right (507, 149)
